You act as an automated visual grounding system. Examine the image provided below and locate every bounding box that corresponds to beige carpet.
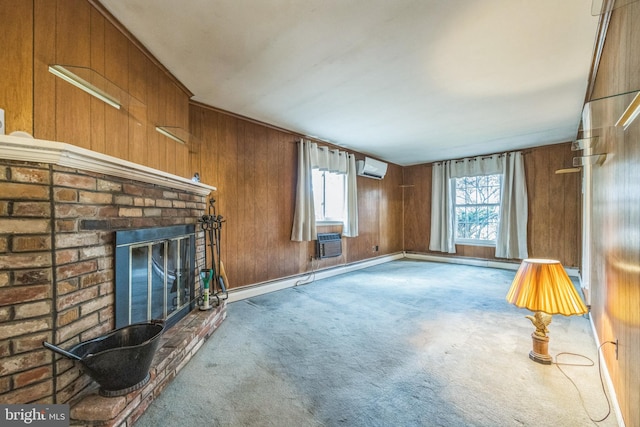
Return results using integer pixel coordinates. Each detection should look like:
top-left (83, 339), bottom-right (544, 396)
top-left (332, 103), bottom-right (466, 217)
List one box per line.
top-left (135, 260), bottom-right (618, 426)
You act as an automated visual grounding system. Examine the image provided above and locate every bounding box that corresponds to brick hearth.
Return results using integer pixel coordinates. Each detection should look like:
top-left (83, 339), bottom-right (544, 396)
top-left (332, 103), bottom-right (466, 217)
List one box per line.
top-left (69, 302), bottom-right (226, 426)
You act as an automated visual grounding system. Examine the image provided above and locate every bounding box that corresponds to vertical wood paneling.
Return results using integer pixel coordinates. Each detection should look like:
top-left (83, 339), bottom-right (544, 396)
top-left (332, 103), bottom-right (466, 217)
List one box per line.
top-left (279, 133), bottom-right (298, 278)
top-left (0, 0), bottom-right (33, 135)
top-left (175, 83), bottom-right (190, 178)
top-left (562, 154), bottom-right (581, 265)
top-left (455, 245), bottom-right (495, 259)
top-left (235, 121), bottom-right (252, 285)
top-left (162, 79), bottom-right (177, 175)
top-left (188, 105), bottom-right (404, 288)
top-left (591, 8), bottom-right (632, 99)
top-left (103, 21), bottom-right (128, 160)
top-left (589, 3), bottom-right (640, 426)
top-left (145, 65), bottom-right (161, 170)
top-left (128, 45), bottom-right (148, 165)
top-left (355, 175), bottom-right (381, 262)
top-left (526, 148), bottom-right (552, 256)
top-left (190, 106), bottom-right (214, 272)
top-left (253, 125), bottom-right (270, 279)
top-left (32, 0), bottom-right (194, 170)
top-left (33, 0), bottom-right (57, 142)
top-left (154, 74), bottom-right (169, 172)
top-left (265, 130), bottom-right (282, 280)
top-left (188, 103), bottom-right (202, 180)
top-left (590, 123), bottom-right (640, 425)
top-left (379, 164), bottom-right (403, 255)
top-left (547, 151), bottom-right (565, 255)
top-left (349, 177), bottom-right (371, 262)
top-left (218, 114), bottom-right (239, 286)
top-left (244, 122), bottom-right (257, 284)
top-left (89, 7), bottom-right (106, 154)
top-left (403, 164), bottom-right (431, 253)
top-left (55, 0), bottom-right (91, 147)
top-left (525, 143), bottom-right (580, 266)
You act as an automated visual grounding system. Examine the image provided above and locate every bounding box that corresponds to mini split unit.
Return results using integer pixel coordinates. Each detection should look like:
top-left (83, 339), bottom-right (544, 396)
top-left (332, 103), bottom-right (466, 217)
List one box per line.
top-left (356, 157), bottom-right (388, 180)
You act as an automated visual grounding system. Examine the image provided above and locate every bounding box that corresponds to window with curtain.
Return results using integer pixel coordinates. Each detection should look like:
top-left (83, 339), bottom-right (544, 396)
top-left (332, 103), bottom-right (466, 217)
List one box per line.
top-left (454, 174), bottom-right (502, 245)
top-left (429, 152), bottom-right (528, 259)
top-left (291, 140), bottom-right (358, 242)
top-left (312, 169), bottom-right (346, 222)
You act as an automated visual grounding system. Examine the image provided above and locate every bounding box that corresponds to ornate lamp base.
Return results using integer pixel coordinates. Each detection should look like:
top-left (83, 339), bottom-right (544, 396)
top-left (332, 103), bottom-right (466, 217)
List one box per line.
top-left (529, 333), bottom-right (553, 364)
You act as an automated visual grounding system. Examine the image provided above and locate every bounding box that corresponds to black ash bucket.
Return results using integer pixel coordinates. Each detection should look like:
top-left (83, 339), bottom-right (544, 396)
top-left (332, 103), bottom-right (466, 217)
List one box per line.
top-left (44, 321), bottom-right (165, 397)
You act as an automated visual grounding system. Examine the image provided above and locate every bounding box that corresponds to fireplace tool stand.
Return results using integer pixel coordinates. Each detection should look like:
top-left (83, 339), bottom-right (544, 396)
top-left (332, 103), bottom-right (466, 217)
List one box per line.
top-left (199, 198), bottom-right (227, 309)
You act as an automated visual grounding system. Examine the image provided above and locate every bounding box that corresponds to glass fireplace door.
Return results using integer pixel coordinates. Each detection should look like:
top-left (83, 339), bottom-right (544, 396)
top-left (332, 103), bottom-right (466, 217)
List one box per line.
top-left (115, 225), bottom-right (195, 329)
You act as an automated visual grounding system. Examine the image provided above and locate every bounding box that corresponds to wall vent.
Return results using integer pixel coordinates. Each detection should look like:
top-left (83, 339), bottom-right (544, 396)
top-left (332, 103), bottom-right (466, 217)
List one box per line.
top-left (317, 233), bottom-right (342, 258)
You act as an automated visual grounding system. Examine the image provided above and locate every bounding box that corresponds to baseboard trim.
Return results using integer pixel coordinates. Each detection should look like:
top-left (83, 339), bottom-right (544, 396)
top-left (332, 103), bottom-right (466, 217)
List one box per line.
top-left (403, 252), bottom-right (520, 271)
top-left (588, 316), bottom-right (626, 427)
top-left (227, 252), bottom-right (581, 302)
top-left (403, 252), bottom-right (580, 277)
top-left (226, 253), bottom-right (405, 302)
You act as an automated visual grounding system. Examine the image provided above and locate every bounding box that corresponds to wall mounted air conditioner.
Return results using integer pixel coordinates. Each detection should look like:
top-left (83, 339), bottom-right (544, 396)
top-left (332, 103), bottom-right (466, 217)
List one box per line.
top-left (356, 157), bottom-right (388, 180)
top-left (316, 233), bottom-right (342, 259)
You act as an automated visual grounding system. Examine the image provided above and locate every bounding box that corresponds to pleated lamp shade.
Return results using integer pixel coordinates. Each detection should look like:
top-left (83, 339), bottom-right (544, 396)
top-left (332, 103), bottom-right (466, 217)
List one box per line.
top-left (506, 259), bottom-right (588, 315)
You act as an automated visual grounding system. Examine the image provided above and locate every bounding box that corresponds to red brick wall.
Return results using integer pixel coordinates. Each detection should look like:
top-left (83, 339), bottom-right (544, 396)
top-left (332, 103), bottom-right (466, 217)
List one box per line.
top-left (0, 160), bottom-right (208, 404)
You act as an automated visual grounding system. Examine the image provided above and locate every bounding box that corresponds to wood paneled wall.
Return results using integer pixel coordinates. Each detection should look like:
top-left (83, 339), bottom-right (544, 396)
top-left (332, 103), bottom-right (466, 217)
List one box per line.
top-left (402, 143), bottom-right (581, 267)
top-left (525, 143), bottom-right (581, 266)
top-left (0, 0), bottom-right (33, 135)
top-left (1, 1), bottom-right (583, 281)
top-left (0, 0), bottom-right (192, 178)
top-left (588, 3), bottom-right (640, 426)
top-left (189, 104), bottom-right (404, 289)
top-left (2, 0), bottom-right (405, 292)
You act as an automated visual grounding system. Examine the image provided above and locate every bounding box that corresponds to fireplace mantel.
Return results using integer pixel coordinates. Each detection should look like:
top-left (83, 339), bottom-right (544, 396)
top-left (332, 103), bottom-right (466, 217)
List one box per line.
top-left (0, 134), bottom-right (215, 195)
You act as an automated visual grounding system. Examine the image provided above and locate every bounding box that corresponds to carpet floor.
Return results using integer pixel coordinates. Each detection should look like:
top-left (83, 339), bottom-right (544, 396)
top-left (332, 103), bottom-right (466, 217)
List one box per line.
top-left (135, 260), bottom-right (618, 427)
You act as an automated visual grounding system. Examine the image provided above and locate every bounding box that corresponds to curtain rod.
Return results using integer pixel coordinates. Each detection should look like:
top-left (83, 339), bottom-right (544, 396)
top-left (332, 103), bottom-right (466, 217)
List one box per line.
top-left (434, 150), bottom-right (528, 166)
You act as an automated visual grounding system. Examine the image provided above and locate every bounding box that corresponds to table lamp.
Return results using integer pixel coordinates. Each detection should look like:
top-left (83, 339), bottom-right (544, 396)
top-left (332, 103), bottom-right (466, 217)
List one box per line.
top-left (506, 258), bottom-right (588, 364)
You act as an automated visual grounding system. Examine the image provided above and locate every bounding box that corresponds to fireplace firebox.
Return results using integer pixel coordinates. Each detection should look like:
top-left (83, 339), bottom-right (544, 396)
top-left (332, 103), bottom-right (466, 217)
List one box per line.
top-left (115, 224), bottom-right (196, 329)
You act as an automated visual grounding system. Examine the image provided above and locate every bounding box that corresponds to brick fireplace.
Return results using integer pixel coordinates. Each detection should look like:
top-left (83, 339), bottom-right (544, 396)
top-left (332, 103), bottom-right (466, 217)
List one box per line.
top-left (0, 135), bottom-right (226, 425)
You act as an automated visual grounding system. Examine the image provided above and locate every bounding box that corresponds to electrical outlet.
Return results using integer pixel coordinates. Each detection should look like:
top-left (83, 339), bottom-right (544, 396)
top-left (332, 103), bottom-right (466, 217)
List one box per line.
top-left (0, 109), bottom-right (5, 135)
top-left (309, 255), bottom-right (313, 262)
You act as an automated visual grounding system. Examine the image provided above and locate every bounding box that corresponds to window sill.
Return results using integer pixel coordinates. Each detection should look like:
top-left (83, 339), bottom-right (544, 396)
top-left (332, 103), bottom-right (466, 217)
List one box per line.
top-left (455, 240), bottom-right (496, 248)
top-left (316, 221), bottom-right (344, 226)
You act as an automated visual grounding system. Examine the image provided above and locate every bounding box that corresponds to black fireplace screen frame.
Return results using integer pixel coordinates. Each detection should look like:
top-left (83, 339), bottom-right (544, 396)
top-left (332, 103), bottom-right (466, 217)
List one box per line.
top-left (115, 224), bottom-right (196, 330)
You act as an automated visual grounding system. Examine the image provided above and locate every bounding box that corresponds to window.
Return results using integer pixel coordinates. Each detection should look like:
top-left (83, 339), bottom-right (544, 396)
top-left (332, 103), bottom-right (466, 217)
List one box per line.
top-left (454, 174), bottom-right (502, 245)
top-left (312, 169), bottom-right (346, 222)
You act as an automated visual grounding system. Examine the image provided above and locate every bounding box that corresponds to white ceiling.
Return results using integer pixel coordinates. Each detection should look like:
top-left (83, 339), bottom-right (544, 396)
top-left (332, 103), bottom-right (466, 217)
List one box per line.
top-left (100, 0), bottom-right (600, 166)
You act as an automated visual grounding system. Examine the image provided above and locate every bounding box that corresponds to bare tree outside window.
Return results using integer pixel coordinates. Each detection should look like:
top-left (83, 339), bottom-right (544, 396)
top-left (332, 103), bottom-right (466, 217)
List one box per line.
top-left (454, 174), bottom-right (502, 244)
